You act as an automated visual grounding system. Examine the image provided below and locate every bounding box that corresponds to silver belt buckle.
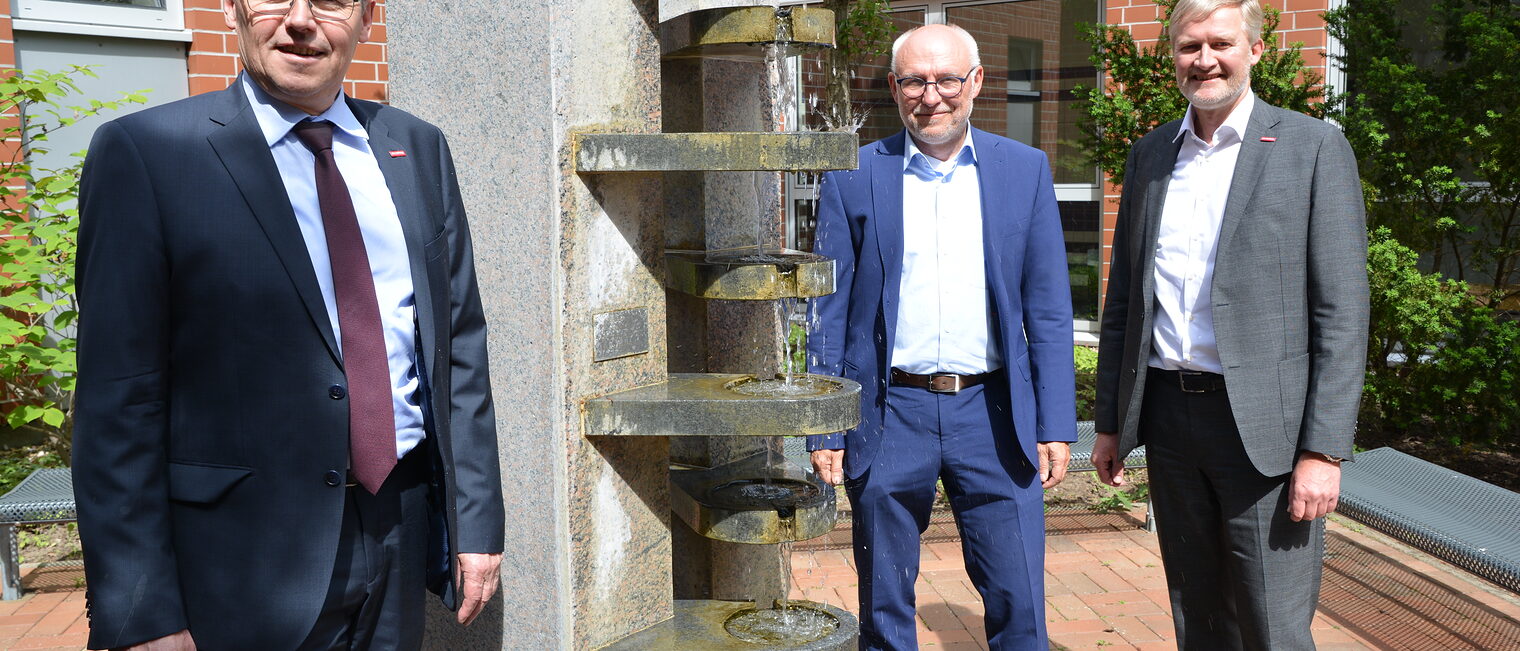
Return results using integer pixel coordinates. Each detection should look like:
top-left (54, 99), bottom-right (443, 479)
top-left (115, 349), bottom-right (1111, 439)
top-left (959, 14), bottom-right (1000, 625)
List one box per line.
top-left (1178, 371), bottom-right (1210, 393)
top-left (928, 373), bottom-right (962, 394)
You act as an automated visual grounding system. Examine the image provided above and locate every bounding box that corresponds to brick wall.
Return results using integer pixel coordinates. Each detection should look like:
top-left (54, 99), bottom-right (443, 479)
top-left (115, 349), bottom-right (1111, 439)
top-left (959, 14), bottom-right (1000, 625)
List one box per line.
top-left (0, 0), bottom-right (17, 188)
top-left (1098, 0), bottom-right (1332, 304)
top-left (184, 0), bottom-right (389, 101)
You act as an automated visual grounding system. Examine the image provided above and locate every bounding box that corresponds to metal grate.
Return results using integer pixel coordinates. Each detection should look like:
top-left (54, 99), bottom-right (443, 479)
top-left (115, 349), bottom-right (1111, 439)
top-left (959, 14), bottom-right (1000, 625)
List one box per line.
top-left (0, 468), bottom-right (76, 524)
top-left (1337, 447), bottom-right (1520, 594)
top-left (1067, 421), bottom-right (1147, 473)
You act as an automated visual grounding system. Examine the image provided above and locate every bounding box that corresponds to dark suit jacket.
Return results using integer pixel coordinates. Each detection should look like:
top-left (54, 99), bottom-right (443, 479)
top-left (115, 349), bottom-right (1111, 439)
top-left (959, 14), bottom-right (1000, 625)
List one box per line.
top-left (1095, 101), bottom-right (1369, 476)
top-left (72, 80), bottom-right (505, 650)
top-left (806, 128), bottom-right (1078, 478)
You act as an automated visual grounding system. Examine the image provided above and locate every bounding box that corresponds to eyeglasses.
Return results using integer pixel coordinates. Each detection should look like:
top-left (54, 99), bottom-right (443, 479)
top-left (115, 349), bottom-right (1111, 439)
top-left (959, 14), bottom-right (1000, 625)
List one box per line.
top-left (246, 0), bottom-right (361, 22)
top-left (894, 68), bottom-right (978, 99)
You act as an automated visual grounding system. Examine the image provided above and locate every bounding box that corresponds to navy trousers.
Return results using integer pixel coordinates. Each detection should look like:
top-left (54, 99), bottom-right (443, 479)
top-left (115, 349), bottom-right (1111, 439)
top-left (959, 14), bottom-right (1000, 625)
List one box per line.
top-left (297, 447), bottom-right (431, 651)
top-left (846, 373), bottom-right (1047, 650)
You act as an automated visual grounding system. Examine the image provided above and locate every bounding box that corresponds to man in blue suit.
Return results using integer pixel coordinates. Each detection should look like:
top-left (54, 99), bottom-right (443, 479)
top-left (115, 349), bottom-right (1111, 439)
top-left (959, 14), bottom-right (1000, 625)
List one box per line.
top-left (806, 23), bottom-right (1076, 651)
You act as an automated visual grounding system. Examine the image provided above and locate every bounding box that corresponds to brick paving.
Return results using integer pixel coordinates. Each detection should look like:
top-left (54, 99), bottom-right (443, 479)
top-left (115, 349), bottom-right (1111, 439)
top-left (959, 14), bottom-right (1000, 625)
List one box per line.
top-left (4, 508), bottom-right (1518, 649)
top-left (791, 508), bottom-right (1520, 650)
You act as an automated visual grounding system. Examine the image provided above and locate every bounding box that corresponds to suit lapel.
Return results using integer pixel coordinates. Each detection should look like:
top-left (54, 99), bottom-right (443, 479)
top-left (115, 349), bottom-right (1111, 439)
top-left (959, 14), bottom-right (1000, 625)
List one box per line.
top-left (354, 101), bottom-right (437, 375)
top-left (1133, 121), bottom-right (1185, 337)
top-left (206, 84), bottom-right (341, 364)
top-left (973, 128), bottom-right (1013, 300)
top-left (1215, 103), bottom-right (1281, 259)
top-left (872, 131), bottom-right (906, 352)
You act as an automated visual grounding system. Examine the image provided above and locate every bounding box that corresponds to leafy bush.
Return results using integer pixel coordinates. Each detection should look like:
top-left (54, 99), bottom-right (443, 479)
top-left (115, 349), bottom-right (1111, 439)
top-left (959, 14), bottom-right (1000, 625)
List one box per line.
top-left (0, 66), bottom-right (144, 456)
top-left (1362, 228), bottom-right (1520, 445)
top-left (1074, 345), bottom-right (1098, 422)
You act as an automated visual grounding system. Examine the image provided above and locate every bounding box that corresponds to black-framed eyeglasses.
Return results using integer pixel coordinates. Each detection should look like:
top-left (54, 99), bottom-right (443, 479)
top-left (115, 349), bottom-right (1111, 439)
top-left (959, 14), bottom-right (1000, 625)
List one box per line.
top-left (894, 68), bottom-right (978, 99)
top-left (247, 0), bottom-right (361, 22)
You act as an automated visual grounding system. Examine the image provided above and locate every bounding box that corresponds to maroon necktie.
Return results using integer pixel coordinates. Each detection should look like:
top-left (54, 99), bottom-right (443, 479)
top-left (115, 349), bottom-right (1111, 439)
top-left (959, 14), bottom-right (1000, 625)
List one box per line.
top-left (292, 120), bottom-right (396, 494)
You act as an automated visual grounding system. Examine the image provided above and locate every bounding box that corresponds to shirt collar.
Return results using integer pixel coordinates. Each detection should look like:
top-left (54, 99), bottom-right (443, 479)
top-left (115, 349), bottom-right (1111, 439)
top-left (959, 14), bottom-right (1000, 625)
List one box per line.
top-left (1175, 90), bottom-right (1255, 145)
top-left (241, 74), bottom-right (367, 148)
top-left (903, 129), bottom-right (978, 176)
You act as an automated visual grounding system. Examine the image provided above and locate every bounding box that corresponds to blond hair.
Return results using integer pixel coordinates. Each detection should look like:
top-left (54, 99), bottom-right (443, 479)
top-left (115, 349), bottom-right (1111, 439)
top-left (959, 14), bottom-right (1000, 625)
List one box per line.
top-left (1168, 0), bottom-right (1264, 43)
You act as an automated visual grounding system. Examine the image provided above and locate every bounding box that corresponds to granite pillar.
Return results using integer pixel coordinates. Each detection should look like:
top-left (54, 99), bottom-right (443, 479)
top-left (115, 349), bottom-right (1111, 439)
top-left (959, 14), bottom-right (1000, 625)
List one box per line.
top-left (390, 1), bottom-right (671, 648)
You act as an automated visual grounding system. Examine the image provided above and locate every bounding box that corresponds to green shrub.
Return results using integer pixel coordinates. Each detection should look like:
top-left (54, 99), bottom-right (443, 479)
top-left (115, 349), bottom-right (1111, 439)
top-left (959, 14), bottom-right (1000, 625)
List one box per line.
top-left (1362, 228), bottom-right (1520, 446)
top-left (0, 67), bottom-right (143, 458)
top-left (1074, 345), bottom-right (1098, 422)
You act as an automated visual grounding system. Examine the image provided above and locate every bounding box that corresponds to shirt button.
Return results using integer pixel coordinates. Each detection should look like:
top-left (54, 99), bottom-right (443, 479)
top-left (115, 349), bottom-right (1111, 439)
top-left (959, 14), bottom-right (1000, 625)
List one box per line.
top-left (324, 470), bottom-right (343, 487)
top-left (329, 384), bottom-right (346, 400)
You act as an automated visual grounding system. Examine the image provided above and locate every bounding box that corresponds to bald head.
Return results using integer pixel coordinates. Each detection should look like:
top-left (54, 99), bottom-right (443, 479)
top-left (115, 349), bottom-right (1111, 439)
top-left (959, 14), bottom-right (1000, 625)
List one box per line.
top-left (890, 24), bottom-right (981, 76)
top-left (888, 23), bottom-right (984, 161)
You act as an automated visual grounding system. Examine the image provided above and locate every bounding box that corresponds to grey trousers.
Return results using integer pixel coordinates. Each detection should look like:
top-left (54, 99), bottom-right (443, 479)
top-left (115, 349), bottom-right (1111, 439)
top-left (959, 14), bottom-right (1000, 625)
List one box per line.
top-left (1140, 373), bottom-right (1323, 651)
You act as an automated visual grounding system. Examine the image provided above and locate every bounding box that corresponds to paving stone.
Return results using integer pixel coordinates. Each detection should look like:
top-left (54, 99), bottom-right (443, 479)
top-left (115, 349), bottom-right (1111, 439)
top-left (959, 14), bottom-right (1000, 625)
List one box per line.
top-left (1105, 615), bottom-right (1164, 644)
top-left (918, 602), bottom-right (965, 631)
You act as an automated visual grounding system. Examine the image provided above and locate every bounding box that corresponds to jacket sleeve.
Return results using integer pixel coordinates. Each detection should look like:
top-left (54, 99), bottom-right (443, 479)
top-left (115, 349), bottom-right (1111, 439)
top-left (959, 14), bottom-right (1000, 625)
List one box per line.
top-left (1095, 146), bottom-right (1141, 434)
top-left (1021, 153), bottom-right (1078, 443)
top-left (806, 170), bottom-right (852, 452)
top-left (73, 120), bottom-right (190, 649)
top-left (437, 131), bottom-right (506, 553)
top-left (1298, 128), bottom-right (1368, 459)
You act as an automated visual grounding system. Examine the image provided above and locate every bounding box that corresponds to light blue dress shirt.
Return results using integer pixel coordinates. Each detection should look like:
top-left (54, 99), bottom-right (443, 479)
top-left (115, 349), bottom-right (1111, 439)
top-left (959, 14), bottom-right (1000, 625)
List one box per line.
top-left (891, 133), bottom-right (1002, 375)
top-left (242, 76), bottom-right (425, 460)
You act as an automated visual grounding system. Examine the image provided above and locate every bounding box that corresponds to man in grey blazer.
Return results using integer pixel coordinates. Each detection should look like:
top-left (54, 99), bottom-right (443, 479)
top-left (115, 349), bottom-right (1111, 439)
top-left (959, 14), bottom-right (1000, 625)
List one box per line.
top-left (1091, 0), bottom-right (1368, 647)
top-left (73, 1), bottom-right (504, 648)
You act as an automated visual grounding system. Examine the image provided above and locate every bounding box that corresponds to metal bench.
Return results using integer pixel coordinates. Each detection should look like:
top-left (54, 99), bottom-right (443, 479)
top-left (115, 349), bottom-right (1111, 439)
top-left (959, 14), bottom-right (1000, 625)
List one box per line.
top-left (0, 468), bottom-right (77, 600)
top-left (1338, 447), bottom-right (1520, 594)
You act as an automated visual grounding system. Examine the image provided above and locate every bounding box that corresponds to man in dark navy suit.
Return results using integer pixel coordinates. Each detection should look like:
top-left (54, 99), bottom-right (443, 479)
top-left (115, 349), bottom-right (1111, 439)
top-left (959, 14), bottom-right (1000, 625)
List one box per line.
top-left (73, 0), bottom-right (504, 648)
top-left (806, 23), bottom-right (1076, 651)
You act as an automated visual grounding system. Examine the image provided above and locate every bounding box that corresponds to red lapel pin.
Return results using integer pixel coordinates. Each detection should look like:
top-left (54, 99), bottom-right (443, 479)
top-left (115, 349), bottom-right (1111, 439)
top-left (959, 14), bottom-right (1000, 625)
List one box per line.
top-left (389, 150), bottom-right (407, 158)
top-left (1259, 137), bottom-right (1277, 142)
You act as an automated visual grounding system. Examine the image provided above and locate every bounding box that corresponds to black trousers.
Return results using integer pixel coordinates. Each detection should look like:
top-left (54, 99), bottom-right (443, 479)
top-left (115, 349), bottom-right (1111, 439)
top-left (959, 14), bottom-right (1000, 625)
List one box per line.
top-left (298, 448), bottom-right (431, 651)
top-left (1141, 373), bottom-right (1323, 651)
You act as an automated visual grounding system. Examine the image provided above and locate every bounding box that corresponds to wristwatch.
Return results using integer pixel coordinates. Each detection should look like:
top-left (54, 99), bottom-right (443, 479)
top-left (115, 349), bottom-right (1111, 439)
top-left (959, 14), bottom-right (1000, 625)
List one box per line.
top-left (1302, 451), bottom-right (1346, 463)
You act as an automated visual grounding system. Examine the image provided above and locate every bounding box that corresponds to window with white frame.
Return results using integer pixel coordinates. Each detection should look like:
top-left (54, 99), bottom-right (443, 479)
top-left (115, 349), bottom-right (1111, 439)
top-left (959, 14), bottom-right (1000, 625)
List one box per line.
top-left (14, 0), bottom-right (185, 32)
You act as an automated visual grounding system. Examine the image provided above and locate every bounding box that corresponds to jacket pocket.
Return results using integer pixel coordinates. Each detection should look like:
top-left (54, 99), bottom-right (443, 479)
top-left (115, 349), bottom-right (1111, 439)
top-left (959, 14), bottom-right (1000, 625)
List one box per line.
top-left (423, 229), bottom-right (448, 262)
top-left (167, 461), bottom-right (253, 505)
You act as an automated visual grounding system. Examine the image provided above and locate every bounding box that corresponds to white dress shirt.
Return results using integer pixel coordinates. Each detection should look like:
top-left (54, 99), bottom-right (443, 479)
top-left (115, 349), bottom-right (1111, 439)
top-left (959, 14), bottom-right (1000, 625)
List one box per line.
top-left (1150, 92), bottom-right (1256, 374)
top-left (891, 133), bottom-right (1002, 375)
top-left (243, 76), bottom-right (425, 459)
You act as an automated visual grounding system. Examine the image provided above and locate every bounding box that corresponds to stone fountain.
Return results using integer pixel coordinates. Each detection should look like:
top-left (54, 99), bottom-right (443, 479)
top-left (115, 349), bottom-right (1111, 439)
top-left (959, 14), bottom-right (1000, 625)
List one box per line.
top-left (388, 1), bottom-right (859, 648)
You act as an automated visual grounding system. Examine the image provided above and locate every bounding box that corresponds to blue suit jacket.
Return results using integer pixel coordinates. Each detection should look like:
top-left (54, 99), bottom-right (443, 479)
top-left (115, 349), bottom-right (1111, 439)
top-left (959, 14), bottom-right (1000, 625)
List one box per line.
top-left (806, 128), bottom-right (1077, 478)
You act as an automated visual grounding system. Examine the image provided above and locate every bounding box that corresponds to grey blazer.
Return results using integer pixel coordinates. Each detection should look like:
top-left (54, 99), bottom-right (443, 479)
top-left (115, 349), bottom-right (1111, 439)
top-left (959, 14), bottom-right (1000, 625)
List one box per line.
top-left (1095, 101), bottom-right (1369, 477)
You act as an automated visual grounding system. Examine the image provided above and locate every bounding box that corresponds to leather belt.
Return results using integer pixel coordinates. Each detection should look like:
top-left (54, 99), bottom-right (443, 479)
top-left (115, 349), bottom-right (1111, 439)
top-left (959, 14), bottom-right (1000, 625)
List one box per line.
top-left (1150, 368), bottom-right (1226, 393)
top-left (890, 368), bottom-right (996, 394)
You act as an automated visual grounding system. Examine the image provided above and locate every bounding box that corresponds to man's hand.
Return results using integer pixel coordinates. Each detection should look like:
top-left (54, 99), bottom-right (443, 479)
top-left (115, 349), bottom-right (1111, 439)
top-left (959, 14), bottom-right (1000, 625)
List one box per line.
top-left (1287, 453), bottom-right (1341, 522)
top-left (455, 552), bottom-right (502, 626)
top-left (1091, 432), bottom-right (1126, 487)
top-left (1038, 441), bottom-right (1071, 489)
top-left (811, 449), bottom-right (845, 486)
top-left (118, 629), bottom-right (195, 651)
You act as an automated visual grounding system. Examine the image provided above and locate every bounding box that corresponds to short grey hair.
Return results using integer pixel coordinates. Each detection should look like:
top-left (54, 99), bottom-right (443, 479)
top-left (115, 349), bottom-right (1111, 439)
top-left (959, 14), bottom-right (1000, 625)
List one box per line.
top-left (1168, 0), bottom-right (1264, 44)
top-left (890, 23), bottom-right (982, 75)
